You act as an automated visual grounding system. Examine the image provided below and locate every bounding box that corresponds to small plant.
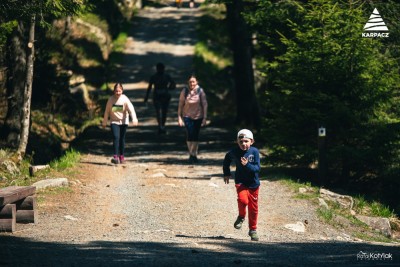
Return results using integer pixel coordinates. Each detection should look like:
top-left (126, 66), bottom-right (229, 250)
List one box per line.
top-left (280, 178), bottom-right (302, 191)
top-left (0, 149), bottom-right (32, 187)
top-left (354, 195), bottom-right (395, 218)
top-left (317, 207), bottom-right (333, 222)
top-left (354, 194), bottom-right (367, 214)
top-left (50, 149), bottom-right (81, 171)
top-left (281, 178), bottom-right (318, 192)
top-left (370, 201), bottom-right (394, 218)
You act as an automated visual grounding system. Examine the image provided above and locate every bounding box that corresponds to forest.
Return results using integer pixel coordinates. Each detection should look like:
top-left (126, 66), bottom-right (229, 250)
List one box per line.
top-left (0, 0), bottom-right (399, 214)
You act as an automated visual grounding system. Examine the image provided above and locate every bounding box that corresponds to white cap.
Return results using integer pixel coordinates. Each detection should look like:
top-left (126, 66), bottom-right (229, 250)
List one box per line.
top-left (237, 129), bottom-right (253, 140)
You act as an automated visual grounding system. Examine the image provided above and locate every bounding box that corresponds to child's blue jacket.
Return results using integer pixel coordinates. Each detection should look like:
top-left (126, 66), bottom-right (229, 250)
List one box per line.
top-left (223, 146), bottom-right (261, 188)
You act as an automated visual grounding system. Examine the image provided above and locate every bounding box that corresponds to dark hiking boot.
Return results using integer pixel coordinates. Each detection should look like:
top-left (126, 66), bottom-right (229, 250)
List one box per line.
top-left (234, 216), bottom-right (245, 229)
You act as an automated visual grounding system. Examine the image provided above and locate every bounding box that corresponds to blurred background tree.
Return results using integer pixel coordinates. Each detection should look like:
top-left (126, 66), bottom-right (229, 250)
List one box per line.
top-left (246, 0), bottom-right (400, 209)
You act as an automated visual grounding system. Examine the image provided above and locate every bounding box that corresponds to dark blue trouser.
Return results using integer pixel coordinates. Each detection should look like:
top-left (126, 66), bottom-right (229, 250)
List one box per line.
top-left (111, 124), bottom-right (127, 156)
top-left (183, 117), bottom-right (202, 141)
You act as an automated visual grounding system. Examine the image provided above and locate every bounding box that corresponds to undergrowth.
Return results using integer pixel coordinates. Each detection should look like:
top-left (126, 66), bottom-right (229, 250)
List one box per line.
top-left (0, 149), bottom-right (81, 188)
top-left (267, 173), bottom-right (399, 243)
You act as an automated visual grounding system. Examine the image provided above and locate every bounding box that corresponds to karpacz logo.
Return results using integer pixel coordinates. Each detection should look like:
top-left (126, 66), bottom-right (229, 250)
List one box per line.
top-left (362, 8), bottom-right (389, 38)
top-left (362, 32), bottom-right (389, 38)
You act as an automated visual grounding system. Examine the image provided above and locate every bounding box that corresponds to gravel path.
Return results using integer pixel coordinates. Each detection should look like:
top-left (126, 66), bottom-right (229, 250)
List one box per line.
top-left (1, 2), bottom-right (399, 266)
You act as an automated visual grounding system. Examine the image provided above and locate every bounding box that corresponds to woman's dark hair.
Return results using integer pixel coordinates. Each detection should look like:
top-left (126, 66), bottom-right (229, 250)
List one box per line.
top-left (114, 83), bottom-right (123, 91)
top-left (188, 74), bottom-right (197, 81)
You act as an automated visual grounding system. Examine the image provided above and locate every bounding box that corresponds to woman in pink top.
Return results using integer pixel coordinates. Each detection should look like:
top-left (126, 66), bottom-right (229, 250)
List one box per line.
top-left (102, 83), bottom-right (138, 164)
top-left (178, 75), bottom-right (208, 163)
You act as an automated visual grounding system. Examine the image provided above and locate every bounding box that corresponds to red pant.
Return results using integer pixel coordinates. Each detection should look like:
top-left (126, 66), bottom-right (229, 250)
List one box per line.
top-left (235, 184), bottom-right (259, 230)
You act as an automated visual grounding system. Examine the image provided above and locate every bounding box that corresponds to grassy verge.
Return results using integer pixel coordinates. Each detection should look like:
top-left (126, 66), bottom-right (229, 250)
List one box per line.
top-left (193, 4), bottom-right (234, 123)
top-left (0, 149), bottom-right (81, 188)
top-left (265, 173), bottom-right (398, 243)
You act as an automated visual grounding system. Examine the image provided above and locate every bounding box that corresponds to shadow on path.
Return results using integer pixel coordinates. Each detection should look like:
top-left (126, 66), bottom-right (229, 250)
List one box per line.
top-left (72, 5), bottom-right (235, 165)
top-left (1, 235), bottom-right (399, 266)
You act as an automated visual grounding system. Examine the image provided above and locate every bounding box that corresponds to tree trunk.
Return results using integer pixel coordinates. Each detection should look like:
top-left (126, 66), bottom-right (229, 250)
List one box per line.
top-left (18, 14), bottom-right (36, 155)
top-left (3, 21), bottom-right (27, 148)
top-left (226, 0), bottom-right (260, 129)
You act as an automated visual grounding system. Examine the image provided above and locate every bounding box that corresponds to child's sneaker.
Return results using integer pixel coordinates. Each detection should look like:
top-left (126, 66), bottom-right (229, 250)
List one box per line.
top-left (111, 156), bottom-right (119, 164)
top-left (119, 155), bottom-right (126, 164)
top-left (248, 230), bottom-right (259, 241)
top-left (234, 216), bottom-right (245, 229)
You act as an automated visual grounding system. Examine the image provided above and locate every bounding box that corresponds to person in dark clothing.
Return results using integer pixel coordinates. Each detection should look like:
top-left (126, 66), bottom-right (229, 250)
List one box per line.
top-left (145, 63), bottom-right (176, 134)
top-left (223, 129), bottom-right (261, 241)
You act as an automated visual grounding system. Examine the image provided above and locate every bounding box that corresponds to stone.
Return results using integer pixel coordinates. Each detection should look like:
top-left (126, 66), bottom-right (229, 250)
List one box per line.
top-left (33, 178), bottom-right (69, 190)
top-left (320, 188), bottom-right (354, 210)
top-left (355, 215), bottom-right (392, 237)
top-left (299, 187), bottom-right (307, 194)
top-left (318, 198), bottom-right (329, 209)
top-left (151, 172), bottom-right (165, 177)
top-left (284, 222), bottom-right (306, 233)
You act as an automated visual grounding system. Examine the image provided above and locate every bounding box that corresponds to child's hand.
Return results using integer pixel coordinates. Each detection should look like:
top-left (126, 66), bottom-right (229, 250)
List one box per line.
top-left (224, 176), bottom-right (231, 184)
top-left (241, 157), bottom-right (248, 166)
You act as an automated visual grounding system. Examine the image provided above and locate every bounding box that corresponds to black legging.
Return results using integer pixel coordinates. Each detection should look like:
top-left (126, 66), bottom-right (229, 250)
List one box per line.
top-left (111, 124), bottom-right (127, 156)
top-left (153, 95), bottom-right (170, 127)
top-left (183, 117), bottom-right (202, 141)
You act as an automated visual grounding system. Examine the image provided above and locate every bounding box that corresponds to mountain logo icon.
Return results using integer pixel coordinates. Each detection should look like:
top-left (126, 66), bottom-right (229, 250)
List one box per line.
top-left (363, 8), bottom-right (389, 31)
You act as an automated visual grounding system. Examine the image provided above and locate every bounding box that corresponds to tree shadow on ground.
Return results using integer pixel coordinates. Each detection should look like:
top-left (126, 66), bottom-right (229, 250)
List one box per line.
top-left (71, 122), bottom-right (233, 168)
top-left (0, 235), bottom-right (398, 266)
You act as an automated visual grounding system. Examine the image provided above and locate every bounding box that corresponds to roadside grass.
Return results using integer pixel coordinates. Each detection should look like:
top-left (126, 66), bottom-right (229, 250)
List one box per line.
top-left (318, 196), bottom-right (395, 243)
top-left (49, 149), bottom-right (81, 174)
top-left (0, 149), bottom-right (81, 188)
top-left (278, 177), bottom-right (320, 200)
top-left (0, 149), bottom-right (31, 187)
top-left (316, 207), bottom-right (334, 222)
top-left (265, 173), bottom-right (398, 243)
top-left (370, 201), bottom-right (395, 218)
top-left (194, 4), bottom-right (234, 123)
top-left (108, 26), bottom-right (129, 64)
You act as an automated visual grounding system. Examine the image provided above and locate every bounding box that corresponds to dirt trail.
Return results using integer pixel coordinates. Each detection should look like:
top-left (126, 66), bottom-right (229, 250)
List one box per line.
top-left (1, 3), bottom-right (399, 266)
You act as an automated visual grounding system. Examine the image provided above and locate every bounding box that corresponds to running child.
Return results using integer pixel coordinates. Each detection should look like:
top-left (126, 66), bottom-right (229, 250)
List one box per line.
top-left (223, 129), bottom-right (261, 241)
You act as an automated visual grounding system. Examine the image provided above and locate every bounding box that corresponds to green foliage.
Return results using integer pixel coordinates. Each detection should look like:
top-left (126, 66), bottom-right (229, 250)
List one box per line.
top-left (317, 207), bottom-right (333, 222)
top-left (0, 148), bottom-right (80, 188)
top-left (49, 148), bottom-right (81, 171)
top-left (370, 201), bottom-right (395, 218)
top-left (113, 32), bottom-right (128, 53)
top-left (0, 149), bottom-right (31, 186)
top-left (108, 22), bottom-right (129, 73)
top-left (1, 0), bottom-right (87, 22)
top-left (248, 0), bottom-right (400, 187)
top-left (86, 0), bottom-right (131, 37)
top-left (0, 21), bottom-right (17, 48)
top-left (354, 194), bottom-right (367, 214)
top-left (193, 4), bottom-right (234, 121)
top-left (80, 13), bottom-right (109, 34)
